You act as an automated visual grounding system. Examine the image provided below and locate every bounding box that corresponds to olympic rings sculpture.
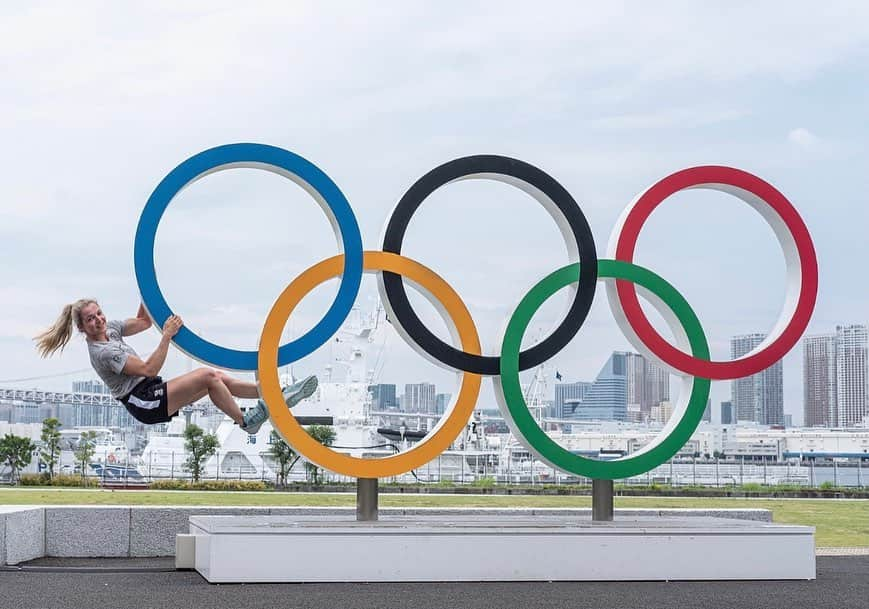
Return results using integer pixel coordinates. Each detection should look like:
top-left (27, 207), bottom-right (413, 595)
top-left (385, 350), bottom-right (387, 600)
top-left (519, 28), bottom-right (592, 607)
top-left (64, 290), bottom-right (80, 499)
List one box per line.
top-left (134, 143), bottom-right (818, 480)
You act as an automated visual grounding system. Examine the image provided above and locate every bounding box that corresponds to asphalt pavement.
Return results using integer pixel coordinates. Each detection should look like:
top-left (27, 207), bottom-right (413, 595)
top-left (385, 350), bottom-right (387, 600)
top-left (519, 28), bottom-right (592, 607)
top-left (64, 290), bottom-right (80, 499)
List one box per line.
top-left (0, 556), bottom-right (866, 609)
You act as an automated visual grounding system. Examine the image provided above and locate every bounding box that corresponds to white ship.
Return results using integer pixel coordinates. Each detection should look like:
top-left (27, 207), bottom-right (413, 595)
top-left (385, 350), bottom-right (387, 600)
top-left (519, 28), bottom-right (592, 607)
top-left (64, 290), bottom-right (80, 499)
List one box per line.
top-left (57, 426), bottom-right (130, 470)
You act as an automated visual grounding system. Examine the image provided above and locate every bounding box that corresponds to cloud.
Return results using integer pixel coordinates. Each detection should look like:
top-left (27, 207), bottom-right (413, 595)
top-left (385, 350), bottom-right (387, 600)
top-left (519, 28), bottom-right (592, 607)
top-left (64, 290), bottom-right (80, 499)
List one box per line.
top-left (589, 108), bottom-right (748, 131)
top-left (787, 127), bottom-right (820, 149)
top-left (1, 1), bottom-right (867, 424)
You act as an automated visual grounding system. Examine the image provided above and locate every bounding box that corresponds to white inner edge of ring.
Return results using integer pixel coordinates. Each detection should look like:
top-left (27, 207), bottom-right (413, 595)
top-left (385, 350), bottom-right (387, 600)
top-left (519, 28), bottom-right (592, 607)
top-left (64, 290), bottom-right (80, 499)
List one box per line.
top-left (492, 278), bottom-right (697, 473)
top-left (162, 161), bottom-right (346, 370)
top-left (604, 181), bottom-right (800, 376)
top-left (377, 172), bottom-right (581, 375)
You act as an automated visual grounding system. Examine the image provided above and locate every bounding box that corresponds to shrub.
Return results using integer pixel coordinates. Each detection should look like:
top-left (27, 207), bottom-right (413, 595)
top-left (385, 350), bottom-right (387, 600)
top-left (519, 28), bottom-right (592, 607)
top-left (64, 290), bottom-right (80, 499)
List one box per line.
top-left (471, 476), bottom-right (496, 488)
top-left (19, 473), bottom-right (48, 486)
top-left (19, 473), bottom-right (98, 487)
top-left (148, 479), bottom-right (268, 491)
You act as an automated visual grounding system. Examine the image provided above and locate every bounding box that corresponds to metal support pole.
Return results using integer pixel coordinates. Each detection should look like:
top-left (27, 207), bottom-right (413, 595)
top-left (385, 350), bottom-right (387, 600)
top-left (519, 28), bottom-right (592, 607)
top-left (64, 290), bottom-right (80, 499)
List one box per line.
top-left (592, 479), bottom-right (613, 522)
top-left (356, 478), bottom-right (379, 521)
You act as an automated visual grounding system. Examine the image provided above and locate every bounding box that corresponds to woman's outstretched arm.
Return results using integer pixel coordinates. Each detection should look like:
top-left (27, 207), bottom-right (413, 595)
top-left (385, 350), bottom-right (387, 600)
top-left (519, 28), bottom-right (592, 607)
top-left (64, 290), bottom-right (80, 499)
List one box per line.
top-left (123, 303), bottom-right (153, 336)
top-left (122, 315), bottom-right (181, 377)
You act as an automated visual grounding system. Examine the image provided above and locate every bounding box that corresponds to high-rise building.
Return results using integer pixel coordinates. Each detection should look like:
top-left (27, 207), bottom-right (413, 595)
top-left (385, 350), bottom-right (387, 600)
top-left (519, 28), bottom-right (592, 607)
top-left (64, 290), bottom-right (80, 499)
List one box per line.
top-left (369, 384), bottom-right (397, 411)
top-left (731, 333), bottom-right (783, 425)
top-left (720, 400), bottom-right (734, 425)
top-left (72, 380), bottom-right (110, 394)
top-left (403, 383), bottom-right (436, 414)
top-left (434, 393), bottom-right (451, 415)
top-left (803, 325), bottom-right (868, 428)
top-left (623, 352), bottom-right (670, 422)
top-left (835, 324), bottom-right (868, 427)
top-left (644, 360), bottom-right (670, 414)
top-left (650, 400), bottom-right (673, 424)
top-left (569, 352), bottom-right (628, 421)
top-left (803, 334), bottom-right (837, 427)
top-left (554, 382), bottom-right (592, 419)
top-left (625, 353), bottom-right (645, 417)
top-left (702, 399), bottom-right (712, 422)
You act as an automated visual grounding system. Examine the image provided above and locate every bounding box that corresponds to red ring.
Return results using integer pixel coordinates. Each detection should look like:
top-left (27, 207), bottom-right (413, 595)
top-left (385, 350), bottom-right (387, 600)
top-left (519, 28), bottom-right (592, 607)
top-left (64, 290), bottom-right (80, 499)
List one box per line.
top-left (613, 166), bottom-right (818, 380)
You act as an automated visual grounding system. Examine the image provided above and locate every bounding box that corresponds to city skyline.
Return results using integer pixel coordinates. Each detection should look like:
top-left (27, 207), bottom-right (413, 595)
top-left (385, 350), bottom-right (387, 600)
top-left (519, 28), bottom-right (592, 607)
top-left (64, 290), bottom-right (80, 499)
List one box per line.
top-left (8, 325), bottom-right (869, 430)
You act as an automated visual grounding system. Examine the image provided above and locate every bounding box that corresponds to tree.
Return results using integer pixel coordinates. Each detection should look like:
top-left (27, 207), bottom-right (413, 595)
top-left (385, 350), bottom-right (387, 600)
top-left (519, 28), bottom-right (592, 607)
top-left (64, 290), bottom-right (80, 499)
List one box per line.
top-left (268, 430), bottom-right (297, 488)
top-left (183, 424), bottom-right (219, 483)
top-left (74, 431), bottom-right (98, 480)
top-left (304, 425), bottom-right (336, 485)
top-left (0, 433), bottom-right (36, 484)
top-left (40, 418), bottom-right (62, 480)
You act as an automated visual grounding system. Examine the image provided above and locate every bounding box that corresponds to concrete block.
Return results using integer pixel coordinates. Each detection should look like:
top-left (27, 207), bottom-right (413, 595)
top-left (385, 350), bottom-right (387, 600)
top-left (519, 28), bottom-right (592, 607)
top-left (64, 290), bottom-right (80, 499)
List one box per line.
top-left (45, 507), bottom-right (129, 557)
top-left (130, 507), bottom-right (269, 557)
top-left (268, 507), bottom-right (356, 517)
top-left (656, 508), bottom-right (772, 522)
top-left (2, 507), bottom-right (45, 565)
top-left (0, 512), bottom-right (5, 565)
top-left (175, 534), bottom-right (195, 569)
top-left (190, 514), bottom-right (815, 583)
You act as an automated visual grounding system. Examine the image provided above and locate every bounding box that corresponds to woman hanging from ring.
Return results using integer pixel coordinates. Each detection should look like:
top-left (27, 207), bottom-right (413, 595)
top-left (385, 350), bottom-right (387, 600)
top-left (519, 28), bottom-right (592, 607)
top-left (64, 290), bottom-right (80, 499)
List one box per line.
top-left (34, 299), bottom-right (317, 433)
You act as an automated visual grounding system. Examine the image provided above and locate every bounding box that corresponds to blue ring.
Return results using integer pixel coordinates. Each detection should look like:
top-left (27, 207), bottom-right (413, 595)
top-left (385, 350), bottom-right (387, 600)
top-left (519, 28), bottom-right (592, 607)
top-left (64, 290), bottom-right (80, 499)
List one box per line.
top-left (134, 143), bottom-right (364, 370)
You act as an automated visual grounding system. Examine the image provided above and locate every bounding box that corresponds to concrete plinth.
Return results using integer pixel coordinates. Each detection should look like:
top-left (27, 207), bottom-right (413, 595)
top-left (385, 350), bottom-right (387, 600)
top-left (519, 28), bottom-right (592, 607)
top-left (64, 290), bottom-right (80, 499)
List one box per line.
top-left (189, 514), bottom-right (815, 583)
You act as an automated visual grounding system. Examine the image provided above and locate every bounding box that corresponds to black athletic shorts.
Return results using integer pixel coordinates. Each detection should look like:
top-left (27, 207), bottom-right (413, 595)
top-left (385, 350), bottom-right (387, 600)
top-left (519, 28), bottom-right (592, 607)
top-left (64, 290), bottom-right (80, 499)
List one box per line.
top-left (119, 376), bottom-right (177, 425)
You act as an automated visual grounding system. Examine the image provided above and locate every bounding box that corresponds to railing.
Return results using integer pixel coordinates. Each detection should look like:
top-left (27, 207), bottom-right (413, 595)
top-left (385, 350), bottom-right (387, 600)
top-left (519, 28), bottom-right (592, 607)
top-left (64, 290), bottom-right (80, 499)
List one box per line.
top-left (6, 447), bottom-right (866, 488)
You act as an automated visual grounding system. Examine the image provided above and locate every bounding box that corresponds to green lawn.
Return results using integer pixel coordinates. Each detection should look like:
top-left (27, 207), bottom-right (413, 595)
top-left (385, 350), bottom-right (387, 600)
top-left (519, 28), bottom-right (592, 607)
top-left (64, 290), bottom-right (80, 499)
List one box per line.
top-left (1, 488), bottom-right (866, 548)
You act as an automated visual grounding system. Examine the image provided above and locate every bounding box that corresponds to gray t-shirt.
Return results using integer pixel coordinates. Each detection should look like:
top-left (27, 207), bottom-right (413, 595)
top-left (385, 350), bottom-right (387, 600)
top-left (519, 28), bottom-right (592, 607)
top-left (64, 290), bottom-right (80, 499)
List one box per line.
top-left (87, 319), bottom-right (146, 399)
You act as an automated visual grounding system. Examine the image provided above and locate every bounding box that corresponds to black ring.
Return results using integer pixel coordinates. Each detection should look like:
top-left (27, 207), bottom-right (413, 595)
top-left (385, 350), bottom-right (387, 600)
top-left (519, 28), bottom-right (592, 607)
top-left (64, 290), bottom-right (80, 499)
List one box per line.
top-left (380, 155), bottom-right (598, 375)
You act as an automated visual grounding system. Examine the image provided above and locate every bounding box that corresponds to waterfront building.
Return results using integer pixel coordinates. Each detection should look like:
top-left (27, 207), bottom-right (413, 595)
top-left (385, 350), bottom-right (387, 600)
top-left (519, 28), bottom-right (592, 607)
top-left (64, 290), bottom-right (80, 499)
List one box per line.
top-left (731, 333), bottom-right (784, 425)
top-left (803, 326), bottom-right (868, 428)
top-left (403, 382), bottom-right (436, 414)
top-left (803, 334), bottom-right (837, 427)
top-left (554, 381), bottom-right (592, 419)
top-left (369, 383), bottom-right (398, 411)
top-left (625, 352), bottom-right (669, 421)
top-left (835, 324), bottom-right (868, 427)
top-left (435, 393), bottom-right (451, 415)
top-left (569, 352), bottom-right (628, 421)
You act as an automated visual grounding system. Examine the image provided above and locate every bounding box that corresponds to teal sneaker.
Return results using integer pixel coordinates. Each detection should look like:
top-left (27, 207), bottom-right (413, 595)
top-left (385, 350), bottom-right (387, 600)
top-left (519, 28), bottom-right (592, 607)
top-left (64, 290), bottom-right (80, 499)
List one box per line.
top-left (282, 375), bottom-right (319, 409)
top-left (241, 400), bottom-right (269, 434)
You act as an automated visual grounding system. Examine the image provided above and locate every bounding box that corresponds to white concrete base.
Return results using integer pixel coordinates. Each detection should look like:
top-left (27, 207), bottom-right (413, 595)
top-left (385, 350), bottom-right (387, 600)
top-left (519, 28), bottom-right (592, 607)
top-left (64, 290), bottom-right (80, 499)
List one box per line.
top-left (189, 515), bottom-right (816, 583)
top-left (175, 534), bottom-right (195, 569)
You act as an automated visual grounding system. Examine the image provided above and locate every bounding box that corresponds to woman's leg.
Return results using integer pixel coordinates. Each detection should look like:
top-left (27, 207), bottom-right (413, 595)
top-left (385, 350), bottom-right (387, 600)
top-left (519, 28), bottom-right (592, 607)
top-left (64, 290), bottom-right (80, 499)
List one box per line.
top-left (165, 368), bottom-right (245, 425)
top-left (214, 371), bottom-right (259, 399)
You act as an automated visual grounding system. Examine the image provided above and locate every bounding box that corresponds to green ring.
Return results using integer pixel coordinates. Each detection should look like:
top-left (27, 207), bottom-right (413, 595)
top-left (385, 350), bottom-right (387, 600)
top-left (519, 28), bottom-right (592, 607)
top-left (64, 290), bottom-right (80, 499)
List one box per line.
top-left (497, 259), bottom-right (711, 479)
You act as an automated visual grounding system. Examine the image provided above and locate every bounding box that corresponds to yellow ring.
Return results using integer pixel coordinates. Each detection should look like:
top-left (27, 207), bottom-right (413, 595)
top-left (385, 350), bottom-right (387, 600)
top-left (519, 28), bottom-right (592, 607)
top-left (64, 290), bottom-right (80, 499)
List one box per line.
top-left (257, 251), bottom-right (482, 478)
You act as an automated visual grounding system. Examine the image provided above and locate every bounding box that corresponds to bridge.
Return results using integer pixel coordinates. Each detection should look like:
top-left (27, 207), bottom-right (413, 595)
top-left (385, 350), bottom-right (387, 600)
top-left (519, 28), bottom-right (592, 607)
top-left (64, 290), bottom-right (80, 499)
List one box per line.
top-left (0, 387), bottom-right (117, 406)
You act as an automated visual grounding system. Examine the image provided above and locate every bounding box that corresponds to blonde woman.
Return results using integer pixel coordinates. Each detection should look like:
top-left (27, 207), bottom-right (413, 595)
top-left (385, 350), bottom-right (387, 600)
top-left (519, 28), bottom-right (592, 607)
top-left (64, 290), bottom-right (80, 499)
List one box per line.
top-left (34, 299), bottom-right (317, 433)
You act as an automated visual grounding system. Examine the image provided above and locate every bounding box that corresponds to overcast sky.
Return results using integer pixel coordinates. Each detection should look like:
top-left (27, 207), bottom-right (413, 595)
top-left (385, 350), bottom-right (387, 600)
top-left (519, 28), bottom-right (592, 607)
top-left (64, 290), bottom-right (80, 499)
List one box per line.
top-left (2, 1), bottom-right (868, 425)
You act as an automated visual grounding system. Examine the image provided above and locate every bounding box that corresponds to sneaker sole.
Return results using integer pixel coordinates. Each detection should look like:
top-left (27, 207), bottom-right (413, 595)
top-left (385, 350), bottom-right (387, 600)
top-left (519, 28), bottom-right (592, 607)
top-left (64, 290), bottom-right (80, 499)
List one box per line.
top-left (244, 422), bottom-right (264, 435)
top-left (243, 402), bottom-right (269, 434)
top-left (284, 375), bottom-right (318, 409)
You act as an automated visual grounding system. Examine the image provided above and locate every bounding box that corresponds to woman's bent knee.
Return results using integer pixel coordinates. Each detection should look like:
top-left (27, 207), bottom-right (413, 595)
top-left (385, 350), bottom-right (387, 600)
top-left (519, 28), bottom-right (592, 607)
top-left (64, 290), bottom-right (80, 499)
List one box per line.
top-left (198, 368), bottom-right (222, 386)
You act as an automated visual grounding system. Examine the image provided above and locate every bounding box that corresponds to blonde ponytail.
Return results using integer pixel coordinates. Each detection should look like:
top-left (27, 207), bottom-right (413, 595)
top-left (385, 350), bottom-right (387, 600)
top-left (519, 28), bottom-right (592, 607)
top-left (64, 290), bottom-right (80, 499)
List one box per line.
top-left (34, 299), bottom-right (97, 358)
